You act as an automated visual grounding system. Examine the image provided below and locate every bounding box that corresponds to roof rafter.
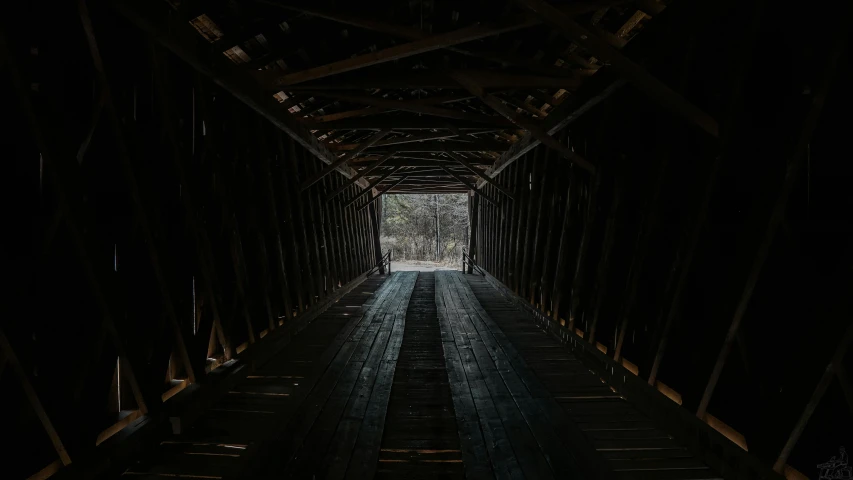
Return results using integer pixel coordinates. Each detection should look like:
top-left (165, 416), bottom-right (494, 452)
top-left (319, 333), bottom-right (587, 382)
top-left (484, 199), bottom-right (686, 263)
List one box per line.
top-left (516, 0), bottom-right (719, 138)
top-left (451, 71), bottom-right (596, 173)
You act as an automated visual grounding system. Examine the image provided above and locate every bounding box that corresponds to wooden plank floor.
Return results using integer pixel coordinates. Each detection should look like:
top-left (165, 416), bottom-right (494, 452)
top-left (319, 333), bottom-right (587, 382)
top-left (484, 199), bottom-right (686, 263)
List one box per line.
top-left (377, 272), bottom-right (465, 479)
top-left (275, 271), bottom-right (418, 479)
top-left (463, 272), bottom-right (723, 480)
top-left (120, 270), bottom-right (724, 480)
top-left (119, 274), bottom-right (392, 480)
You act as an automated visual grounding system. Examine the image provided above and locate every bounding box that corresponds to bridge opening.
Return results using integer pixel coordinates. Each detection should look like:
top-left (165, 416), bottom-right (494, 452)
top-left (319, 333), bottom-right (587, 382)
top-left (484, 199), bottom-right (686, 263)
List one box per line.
top-left (380, 194), bottom-right (469, 271)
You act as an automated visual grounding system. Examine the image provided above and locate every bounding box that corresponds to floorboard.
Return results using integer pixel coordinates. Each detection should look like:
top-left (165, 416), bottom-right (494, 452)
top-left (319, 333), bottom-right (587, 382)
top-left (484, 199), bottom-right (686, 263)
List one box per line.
top-left (464, 272), bottom-right (722, 480)
top-left (120, 275), bottom-right (391, 480)
top-left (377, 272), bottom-right (466, 479)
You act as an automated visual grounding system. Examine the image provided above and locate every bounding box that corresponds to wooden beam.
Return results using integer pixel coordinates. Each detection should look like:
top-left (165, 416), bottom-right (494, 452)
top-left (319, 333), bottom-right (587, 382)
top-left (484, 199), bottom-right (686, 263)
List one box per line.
top-left (354, 154), bottom-right (492, 165)
top-left (331, 132), bottom-right (463, 150)
top-left (362, 140), bottom-right (508, 153)
top-left (515, 0), bottom-right (719, 137)
top-left (342, 167), bottom-right (402, 209)
top-left (445, 152), bottom-right (515, 199)
top-left (261, 69), bottom-right (582, 91)
top-left (356, 176), bottom-right (410, 212)
top-left (112, 0), bottom-right (368, 186)
top-left (368, 202), bottom-right (385, 274)
top-left (305, 115), bottom-right (510, 131)
top-left (300, 129), bottom-right (390, 191)
top-left (269, 9), bottom-right (581, 87)
top-left (354, 159), bottom-right (461, 168)
top-left (326, 151), bottom-right (397, 201)
top-left (311, 106), bottom-right (385, 123)
top-left (481, 76), bottom-right (625, 184)
top-left (451, 71), bottom-right (596, 173)
top-left (440, 166), bottom-right (500, 206)
top-left (269, 2), bottom-right (623, 74)
top-left (0, 329), bottom-right (71, 466)
top-left (309, 92), bottom-right (511, 126)
top-left (467, 194), bottom-right (479, 273)
top-left (372, 168), bottom-right (470, 177)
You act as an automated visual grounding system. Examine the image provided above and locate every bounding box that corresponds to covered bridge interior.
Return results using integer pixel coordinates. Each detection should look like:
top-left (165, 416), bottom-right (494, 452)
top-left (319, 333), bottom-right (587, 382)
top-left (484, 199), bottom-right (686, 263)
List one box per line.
top-left (2, 0), bottom-right (851, 479)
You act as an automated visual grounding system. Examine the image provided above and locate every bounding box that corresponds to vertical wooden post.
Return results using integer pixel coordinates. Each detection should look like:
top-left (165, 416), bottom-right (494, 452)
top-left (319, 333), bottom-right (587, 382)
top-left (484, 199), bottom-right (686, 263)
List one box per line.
top-left (528, 148), bottom-right (558, 305)
top-left (275, 134), bottom-right (307, 313)
top-left (468, 193), bottom-right (480, 273)
top-left (506, 163), bottom-right (521, 287)
top-left (613, 144), bottom-right (669, 362)
top-left (286, 138), bottom-right (319, 305)
top-left (569, 162), bottom-right (603, 331)
top-left (520, 148), bottom-right (545, 298)
top-left (550, 164), bottom-right (579, 322)
top-left (539, 149), bottom-right (567, 313)
top-left (368, 201), bottom-right (385, 274)
top-left (587, 175), bottom-right (623, 344)
top-left (513, 152), bottom-right (532, 292)
top-left (322, 174), bottom-right (343, 288)
top-left (342, 185), bottom-right (360, 274)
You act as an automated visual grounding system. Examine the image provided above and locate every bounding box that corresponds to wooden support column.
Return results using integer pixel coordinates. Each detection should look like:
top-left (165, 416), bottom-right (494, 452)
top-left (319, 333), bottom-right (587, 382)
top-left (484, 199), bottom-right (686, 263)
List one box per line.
top-left (275, 134), bottom-right (308, 313)
top-left (355, 195), bottom-right (371, 272)
top-left (342, 184), bottom-right (360, 274)
top-left (150, 48), bottom-right (233, 356)
top-left (285, 138), bottom-right (320, 305)
top-left (484, 187), bottom-right (494, 272)
top-left (505, 163), bottom-right (522, 288)
top-left (368, 201), bottom-right (385, 274)
top-left (528, 149), bottom-right (558, 305)
top-left (538, 149), bottom-right (567, 313)
top-left (321, 174), bottom-right (344, 288)
top-left (513, 152), bottom-right (534, 292)
top-left (496, 180), bottom-right (509, 282)
top-left (331, 175), bottom-right (353, 281)
top-left (646, 153), bottom-right (722, 386)
top-left (549, 164), bottom-right (579, 322)
top-left (468, 193), bottom-right (479, 273)
top-left (613, 142), bottom-right (670, 362)
top-left (569, 165), bottom-right (604, 330)
top-left (520, 148), bottom-right (546, 298)
top-left (587, 175), bottom-right (623, 345)
top-left (303, 148), bottom-right (333, 295)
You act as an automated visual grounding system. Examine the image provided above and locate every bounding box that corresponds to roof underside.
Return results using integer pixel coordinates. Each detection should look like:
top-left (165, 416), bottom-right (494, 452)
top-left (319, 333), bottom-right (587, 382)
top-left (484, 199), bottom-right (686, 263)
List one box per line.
top-left (156, 0), bottom-right (689, 196)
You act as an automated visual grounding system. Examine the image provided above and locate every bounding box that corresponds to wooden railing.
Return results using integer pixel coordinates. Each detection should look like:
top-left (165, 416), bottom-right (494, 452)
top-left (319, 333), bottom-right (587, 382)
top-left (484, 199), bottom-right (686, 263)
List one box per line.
top-left (367, 250), bottom-right (392, 277)
top-left (462, 251), bottom-right (486, 276)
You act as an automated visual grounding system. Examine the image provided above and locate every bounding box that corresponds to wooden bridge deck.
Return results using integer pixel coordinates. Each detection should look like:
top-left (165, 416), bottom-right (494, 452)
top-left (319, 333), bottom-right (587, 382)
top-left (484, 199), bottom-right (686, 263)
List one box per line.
top-left (119, 271), bottom-right (721, 480)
